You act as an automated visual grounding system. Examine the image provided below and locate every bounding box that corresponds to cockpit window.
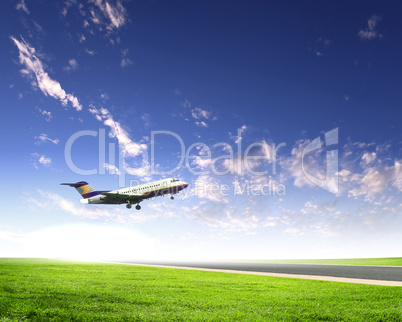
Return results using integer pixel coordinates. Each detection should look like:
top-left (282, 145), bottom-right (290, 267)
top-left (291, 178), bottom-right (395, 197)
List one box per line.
top-left (171, 178), bottom-right (180, 182)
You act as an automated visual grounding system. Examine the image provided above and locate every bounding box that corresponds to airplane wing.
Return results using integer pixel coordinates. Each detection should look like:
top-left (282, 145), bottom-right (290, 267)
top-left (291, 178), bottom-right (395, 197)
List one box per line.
top-left (100, 192), bottom-right (144, 203)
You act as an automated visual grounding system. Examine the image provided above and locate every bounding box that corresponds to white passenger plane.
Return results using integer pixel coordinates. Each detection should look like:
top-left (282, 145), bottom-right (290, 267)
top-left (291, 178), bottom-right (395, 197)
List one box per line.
top-left (61, 178), bottom-right (188, 210)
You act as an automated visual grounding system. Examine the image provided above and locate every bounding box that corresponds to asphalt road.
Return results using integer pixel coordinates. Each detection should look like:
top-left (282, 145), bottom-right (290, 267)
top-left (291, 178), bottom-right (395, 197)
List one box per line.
top-left (121, 261), bottom-right (402, 282)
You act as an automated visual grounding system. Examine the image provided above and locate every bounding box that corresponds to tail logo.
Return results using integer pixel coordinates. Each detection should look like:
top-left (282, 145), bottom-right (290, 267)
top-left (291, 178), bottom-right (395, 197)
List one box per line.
top-left (77, 185), bottom-right (91, 195)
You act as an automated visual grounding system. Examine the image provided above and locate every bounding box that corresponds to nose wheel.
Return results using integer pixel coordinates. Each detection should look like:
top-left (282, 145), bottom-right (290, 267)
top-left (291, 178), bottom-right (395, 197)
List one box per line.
top-left (170, 195), bottom-right (174, 200)
top-left (135, 204), bottom-right (141, 210)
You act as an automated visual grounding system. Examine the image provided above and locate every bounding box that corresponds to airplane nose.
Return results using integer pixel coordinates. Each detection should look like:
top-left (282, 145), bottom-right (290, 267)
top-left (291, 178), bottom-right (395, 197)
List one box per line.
top-left (183, 182), bottom-right (189, 188)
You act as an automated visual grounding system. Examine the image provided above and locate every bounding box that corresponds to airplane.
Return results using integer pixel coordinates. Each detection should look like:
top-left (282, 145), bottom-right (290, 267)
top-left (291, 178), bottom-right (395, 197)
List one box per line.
top-left (61, 178), bottom-right (188, 210)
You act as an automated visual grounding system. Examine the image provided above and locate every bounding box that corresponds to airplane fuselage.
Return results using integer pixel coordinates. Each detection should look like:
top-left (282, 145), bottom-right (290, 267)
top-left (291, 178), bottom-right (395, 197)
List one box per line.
top-left (81, 178), bottom-right (188, 205)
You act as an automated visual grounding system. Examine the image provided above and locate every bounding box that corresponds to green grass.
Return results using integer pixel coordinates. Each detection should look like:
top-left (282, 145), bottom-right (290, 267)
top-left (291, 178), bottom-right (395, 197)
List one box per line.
top-left (0, 258), bottom-right (401, 321)
top-left (235, 257), bottom-right (402, 266)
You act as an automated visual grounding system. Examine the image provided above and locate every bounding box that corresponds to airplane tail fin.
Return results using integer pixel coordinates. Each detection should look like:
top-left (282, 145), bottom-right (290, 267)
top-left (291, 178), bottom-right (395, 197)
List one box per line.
top-left (60, 181), bottom-right (96, 199)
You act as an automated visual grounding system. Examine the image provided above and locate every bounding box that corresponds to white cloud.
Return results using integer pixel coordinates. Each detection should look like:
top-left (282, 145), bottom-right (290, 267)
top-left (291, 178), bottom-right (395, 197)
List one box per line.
top-left (181, 99), bottom-right (191, 108)
top-left (31, 190), bottom-right (163, 225)
top-left (89, 106), bottom-right (148, 163)
top-left (264, 203), bottom-right (339, 238)
top-left (104, 162), bottom-right (121, 175)
top-left (223, 156), bottom-right (253, 176)
top-left (315, 50), bottom-right (323, 57)
top-left (39, 155), bottom-right (51, 166)
top-left (90, 8), bottom-right (101, 25)
top-left (220, 142), bottom-right (271, 178)
top-left (85, 48), bottom-right (96, 56)
top-left (189, 202), bottom-right (260, 232)
top-left (193, 175), bottom-right (228, 203)
top-left (192, 156), bottom-right (213, 170)
top-left (11, 36), bottom-right (82, 111)
top-left (36, 107), bottom-right (52, 121)
top-left (339, 141), bottom-right (400, 199)
top-left (20, 225), bottom-right (155, 261)
top-left (35, 133), bottom-right (59, 145)
top-left (92, 0), bottom-right (127, 30)
top-left (232, 125), bottom-right (247, 144)
top-left (31, 153), bottom-right (52, 169)
top-left (317, 37), bottom-right (331, 45)
top-left (0, 230), bottom-right (25, 242)
top-left (395, 161), bottom-right (402, 191)
top-left (195, 121), bottom-right (208, 128)
top-left (280, 139), bottom-right (324, 188)
top-left (64, 59), bottom-right (79, 71)
top-left (348, 163), bottom-right (398, 200)
top-left (61, 0), bottom-right (74, 17)
top-left (173, 89), bottom-right (182, 96)
top-left (141, 113), bottom-right (150, 128)
top-left (361, 152), bottom-right (376, 164)
top-left (191, 107), bottom-right (210, 120)
top-left (358, 15), bottom-right (382, 40)
top-left (300, 201), bottom-right (319, 215)
top-left (121, 49), bottom-right (133, 67)
top-left (16, 0), bottom-right (29, 14)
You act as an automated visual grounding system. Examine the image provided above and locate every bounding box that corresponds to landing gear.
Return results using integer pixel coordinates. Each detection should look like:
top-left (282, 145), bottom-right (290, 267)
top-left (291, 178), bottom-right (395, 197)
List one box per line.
top-left (170, 195), bottom-right (174, 200)
top-left (127, 202), bottom-right (141, 210)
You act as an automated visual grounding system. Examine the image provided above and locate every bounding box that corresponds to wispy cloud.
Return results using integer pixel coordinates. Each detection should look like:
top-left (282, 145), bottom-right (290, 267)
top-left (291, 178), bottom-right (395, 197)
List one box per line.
top-left (35, 133), bottom-right (59, 145)
top-left (97, 0), bottom-right (125, 29)
top-left (358, 15), bottom-right (382, 40)
top-left (16, 0), bottom-right (29, 14)
top-left (188, 202), bottom-right (259, 232)
top-left (11, 36), bottom-right (82, 111)
top-left (120, 49), bottom-right (133, 67)
top-left (91, 0), bottom-right (127, 30)
top-left (141, 113), bottom-right (151, 128)
top-left (88, 106), bottom-right (148, 159)
top-left (31, 190), bottom-right (163, 225)
top-left (181, 99), bottom-right (191, 108)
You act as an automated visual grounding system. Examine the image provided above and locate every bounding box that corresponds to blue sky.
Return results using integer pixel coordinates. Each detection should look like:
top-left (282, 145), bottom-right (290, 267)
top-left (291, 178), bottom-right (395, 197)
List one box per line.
top-left (1, 0), bottom-right (401, 260)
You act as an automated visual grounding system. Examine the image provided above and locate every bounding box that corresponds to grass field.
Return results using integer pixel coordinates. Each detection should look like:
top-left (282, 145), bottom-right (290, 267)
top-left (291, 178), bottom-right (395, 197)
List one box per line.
top-left (0, 258), bottom-right (401, 321)
top-left (238, 257), bottom-right (402, 266)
